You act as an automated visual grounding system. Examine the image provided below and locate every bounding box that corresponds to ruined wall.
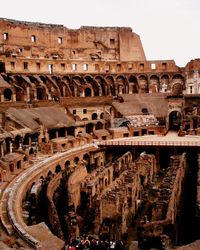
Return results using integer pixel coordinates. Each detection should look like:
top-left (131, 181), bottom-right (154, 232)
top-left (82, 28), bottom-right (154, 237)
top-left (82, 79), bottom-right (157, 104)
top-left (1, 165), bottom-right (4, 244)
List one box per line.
top-left (0, 18), bottom-right (146, 68)
top-left (138, 153), bottom-right (188, 248)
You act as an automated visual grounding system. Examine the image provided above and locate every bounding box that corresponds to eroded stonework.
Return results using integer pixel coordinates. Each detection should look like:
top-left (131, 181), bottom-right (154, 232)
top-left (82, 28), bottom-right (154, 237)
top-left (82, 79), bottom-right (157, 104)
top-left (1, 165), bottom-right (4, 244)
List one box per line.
top-left (0, 18), bottom-right (199, 250)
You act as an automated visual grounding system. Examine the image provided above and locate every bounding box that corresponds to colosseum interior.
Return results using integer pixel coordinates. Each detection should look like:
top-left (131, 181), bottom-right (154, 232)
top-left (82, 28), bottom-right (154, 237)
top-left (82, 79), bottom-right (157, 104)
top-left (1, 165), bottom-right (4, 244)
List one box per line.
top-left (0, 18), bottom-right (199, 250)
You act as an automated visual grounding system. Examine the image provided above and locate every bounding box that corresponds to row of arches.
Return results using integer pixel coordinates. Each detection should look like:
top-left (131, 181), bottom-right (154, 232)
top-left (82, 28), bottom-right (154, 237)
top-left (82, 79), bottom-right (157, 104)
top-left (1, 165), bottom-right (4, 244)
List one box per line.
top-left (0, 73), bottom-right (185, 102)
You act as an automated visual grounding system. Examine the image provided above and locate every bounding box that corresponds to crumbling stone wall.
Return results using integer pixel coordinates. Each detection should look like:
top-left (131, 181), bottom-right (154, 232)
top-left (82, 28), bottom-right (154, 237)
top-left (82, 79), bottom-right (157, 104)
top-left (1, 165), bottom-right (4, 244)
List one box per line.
top-left (138, 153), bottom-right (188, 248)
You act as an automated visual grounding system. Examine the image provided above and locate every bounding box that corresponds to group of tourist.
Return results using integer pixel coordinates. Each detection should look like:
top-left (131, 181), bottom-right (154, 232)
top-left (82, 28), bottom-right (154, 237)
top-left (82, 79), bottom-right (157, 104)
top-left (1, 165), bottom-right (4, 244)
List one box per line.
top-left (64, 236), bottom-right (125, 250)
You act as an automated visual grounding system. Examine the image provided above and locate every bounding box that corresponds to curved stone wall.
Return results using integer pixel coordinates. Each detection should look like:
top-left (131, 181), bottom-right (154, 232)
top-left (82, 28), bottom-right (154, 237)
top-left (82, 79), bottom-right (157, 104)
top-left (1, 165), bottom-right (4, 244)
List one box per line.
top-left (6, 144), bottom-right (96, 249)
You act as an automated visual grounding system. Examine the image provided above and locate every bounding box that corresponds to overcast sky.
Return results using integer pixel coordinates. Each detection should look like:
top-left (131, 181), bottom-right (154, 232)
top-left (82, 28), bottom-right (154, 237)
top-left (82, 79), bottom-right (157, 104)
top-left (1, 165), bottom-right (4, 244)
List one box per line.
top-left (1, 0), bottom-right (200, 67)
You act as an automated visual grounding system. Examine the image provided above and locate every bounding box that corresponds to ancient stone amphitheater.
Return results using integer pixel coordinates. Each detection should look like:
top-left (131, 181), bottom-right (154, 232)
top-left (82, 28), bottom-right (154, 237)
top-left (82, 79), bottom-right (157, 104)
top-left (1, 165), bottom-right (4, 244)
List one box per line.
top-left (0, 18), bottom-right (199, 250)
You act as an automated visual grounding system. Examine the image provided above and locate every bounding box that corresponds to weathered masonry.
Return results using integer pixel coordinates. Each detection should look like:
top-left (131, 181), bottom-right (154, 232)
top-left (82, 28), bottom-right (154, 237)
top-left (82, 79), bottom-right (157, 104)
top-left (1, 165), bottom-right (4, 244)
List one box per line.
top-left (0, 18), bottom-right (199, 250)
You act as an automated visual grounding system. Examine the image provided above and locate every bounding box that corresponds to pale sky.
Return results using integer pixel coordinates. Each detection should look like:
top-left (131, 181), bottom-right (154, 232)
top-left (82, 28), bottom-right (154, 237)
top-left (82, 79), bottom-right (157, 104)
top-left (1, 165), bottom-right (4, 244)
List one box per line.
top-left (1, 0), bottom-right (200, 67)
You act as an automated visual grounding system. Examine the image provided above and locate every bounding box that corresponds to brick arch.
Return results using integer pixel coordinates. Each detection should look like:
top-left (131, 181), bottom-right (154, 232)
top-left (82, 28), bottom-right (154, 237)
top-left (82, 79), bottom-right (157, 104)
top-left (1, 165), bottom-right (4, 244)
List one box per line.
top-left (128, 75), bottom-right (138, 93)
top-left (84, 74), bottom-right (101, 96)
top-left (39, 75), bottom-right (61, 100)
top-left (3, 88), bottom-right (12, 101)
top-left (116, 74), bottom-right (128, 94)
top-left (149, 74), bottom-right (160, 93)
top-left (71, 75), bottom-right (84, 97)
top-left (95, 75), bottom-right (108, 96)
top-left (138, 74), bottom-right (148, 93)
top-left (105, 75), bottom-right (115, 96)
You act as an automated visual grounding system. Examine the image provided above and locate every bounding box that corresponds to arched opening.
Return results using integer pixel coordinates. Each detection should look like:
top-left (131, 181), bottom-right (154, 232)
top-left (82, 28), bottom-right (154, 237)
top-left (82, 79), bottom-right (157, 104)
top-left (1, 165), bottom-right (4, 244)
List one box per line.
top-left (95, 76), bottom-right (107, 96)
top-left (138, 75), bottom-right (148, 93)
top-left (36, 88), bottom-right (45, 100)
top-left (129, 75), bottom-right (138, 93)
top-left (116, 76), bottom-right (126, 94)
top-left (83, 153), bottom-right (90, 172)
top-left (172, 83), bottom-right (183, 96)
top-left (92, 113), bottom-right (98, 120)
top-left (65, 160), bottom-right (70, 169)
top-left (3, 88), bottom-right (12, 101)
top-left (13, 135), bottom-right (22, 150)
top-left (85, 75), bottom-right (99, 96)
top-left (169, 111), bottom-right (182, 130)
top-left (149, 75), bottom-right (159, 93)
top-left (74, 156), bottom-right (79, 165)
top-left (55, 164), bottom-right (61, 173)
top-left (105, 76), bottom-right (115, 96)
top-left (100, 112), bottom-right (104, 119)
top-left (86, 123), bottom-right (93, 134)
top-left (96, 121), bottom-right (103, 130)
top-left (85, 88), bottom-right (92, 97)
top-left (48, 171), bottom-right (52, 176)
top-left (160, 75), bottom-right (170, 92)
top-left (29, 147), bottom-right (34, 155)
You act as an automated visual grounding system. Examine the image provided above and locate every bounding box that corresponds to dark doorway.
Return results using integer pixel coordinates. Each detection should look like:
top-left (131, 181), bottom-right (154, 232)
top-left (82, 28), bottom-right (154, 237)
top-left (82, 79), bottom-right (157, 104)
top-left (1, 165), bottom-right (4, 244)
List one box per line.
top-left (169, 111), bottom-right (182, 130)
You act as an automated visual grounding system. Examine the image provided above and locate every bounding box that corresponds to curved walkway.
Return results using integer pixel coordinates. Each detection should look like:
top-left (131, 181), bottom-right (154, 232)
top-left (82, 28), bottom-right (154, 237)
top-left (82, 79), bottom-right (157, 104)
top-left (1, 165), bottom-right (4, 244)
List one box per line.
top-left (2, 143), bottom-right (97, 249)
top-left (98, 132), bottom-right (200, 147)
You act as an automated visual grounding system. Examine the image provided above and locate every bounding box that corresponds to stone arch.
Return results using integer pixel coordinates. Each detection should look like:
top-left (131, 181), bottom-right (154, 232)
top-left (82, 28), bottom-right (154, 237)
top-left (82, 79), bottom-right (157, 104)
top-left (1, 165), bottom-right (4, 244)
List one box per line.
top-left (13, 75), bottom-right (29, 101)
top-left (8, 76), bottom-right (25, 101)
top-left (138, 75), bottom-right (148, 93)
top-left (86, 123), bottom-right (94, 134)
top-left (3, 88), bottom-right (12, 101)
top-left (84, 87), bottom-right (92, 97)
top-left (61, 76), bottom-right (73, 96)
top-left (96, 121), bottom-right (103, 130)
top-left (39, 75), bottom-right (60, 100)
top-left (149, 75), bottom-right (159, 93)
top-left (116, 75), bottom-right (128, 94)
top-left (171, 74), bottom-right (184, 95)
top-left (160, 74), bottom-right (170, 92)
top-left (72, 75), bottom-right (84, 97)
top-left (74, 156), bottom-right (79, 165)
top-left (100, 112), bottom-right (104, 119)
top-left (55, 164), bottom-right (61, 173)
top-left (65, 160), bottom-right (70, 168)
top-left (128, 75), bottom-right (138, 93)
top-left (47, 170), bottom-right (52, 176)
top-left (82, 117), bottom-right (89, 121)
top-left (29, 147), bottom-right (34, 155)
top-left (51, 76), bottom-right (64, 97)
top-left (95, 75), bottom-right (107, 96)
top-left (92, 113), bottom-right (98, 120)
top-left (28, 75), bottom-right (48, 100)
top-left (36, 88), bottom-right (46, 100)
top-left (105, 75), bottom-right (115, 96)
top-left (85, 75), bottom-right (101, 96)
top-left (83, 153), bottom-right (90, 172)
top-left (13, 135), bottom-right (22, 150)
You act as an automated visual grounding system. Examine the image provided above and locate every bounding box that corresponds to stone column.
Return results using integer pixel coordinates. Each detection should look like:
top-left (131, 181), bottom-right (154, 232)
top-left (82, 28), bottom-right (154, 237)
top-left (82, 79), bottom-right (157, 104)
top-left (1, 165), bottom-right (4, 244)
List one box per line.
top-left (12, 94), bottom-right (16, 102)
top-left (26, 87), bottom-right (30, 102)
